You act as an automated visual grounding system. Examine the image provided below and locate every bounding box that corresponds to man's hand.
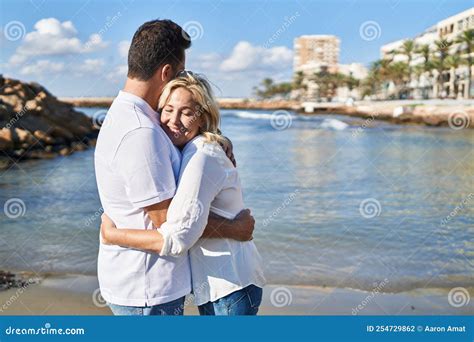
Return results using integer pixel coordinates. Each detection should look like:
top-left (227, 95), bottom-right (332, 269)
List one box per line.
top-left (219, 136), bottom-right (236, 167)
top-left (203, 209), bottom-right (255, 241)
top-left (230, 209), bottom-right (255, 241)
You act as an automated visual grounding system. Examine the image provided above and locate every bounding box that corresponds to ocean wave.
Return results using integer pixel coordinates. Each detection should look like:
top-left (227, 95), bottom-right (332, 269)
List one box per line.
top-left (320, 118), bottom-right (349, 130)
top-left (222, 110), bottom-right (350, 130)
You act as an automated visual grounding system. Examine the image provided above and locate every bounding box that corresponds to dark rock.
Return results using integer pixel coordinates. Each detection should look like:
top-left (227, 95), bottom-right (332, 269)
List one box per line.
top-left (0, 77), bottom-right (99, 163)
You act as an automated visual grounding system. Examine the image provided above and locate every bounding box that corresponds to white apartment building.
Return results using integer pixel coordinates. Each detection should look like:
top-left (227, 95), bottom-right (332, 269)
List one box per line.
top-left (380, 7), bottom-right (473, 99)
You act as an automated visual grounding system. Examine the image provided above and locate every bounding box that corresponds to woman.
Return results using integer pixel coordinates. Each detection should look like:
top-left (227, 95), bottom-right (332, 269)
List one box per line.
top-left (101, 72), bottom-right (265, 315)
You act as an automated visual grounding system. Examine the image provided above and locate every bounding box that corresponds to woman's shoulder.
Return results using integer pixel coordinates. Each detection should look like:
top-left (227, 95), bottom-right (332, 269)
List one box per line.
top-left (186, 136), bottom-right (230, 168)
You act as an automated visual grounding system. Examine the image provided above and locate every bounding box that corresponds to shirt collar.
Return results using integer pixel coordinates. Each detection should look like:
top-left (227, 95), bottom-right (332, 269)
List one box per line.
top-left (117, 90), bottom-right (159, 120)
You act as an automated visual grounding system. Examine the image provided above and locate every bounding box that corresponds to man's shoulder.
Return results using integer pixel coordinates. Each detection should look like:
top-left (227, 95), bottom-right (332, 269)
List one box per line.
top-left (109, 98), bottom-right (159, 131)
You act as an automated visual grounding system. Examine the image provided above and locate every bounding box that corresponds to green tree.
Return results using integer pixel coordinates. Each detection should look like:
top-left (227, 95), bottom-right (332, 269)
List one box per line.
top-left (398, 40), bottom-right (416, 80)
top-left (432, 38), bottom-right (454, 97)
top-left (386, 62), bottom-right (409, 99)
top-left (445, 54), bottom-right (463, 98)
top-left (455, 29), bottom-right (473, 98)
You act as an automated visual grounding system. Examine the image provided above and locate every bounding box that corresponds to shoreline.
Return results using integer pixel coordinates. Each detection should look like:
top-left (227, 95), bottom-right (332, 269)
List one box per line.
top-left (61, 97), bottom-right (474, 129)
top-left (0, 271), bottom-right (471, 316)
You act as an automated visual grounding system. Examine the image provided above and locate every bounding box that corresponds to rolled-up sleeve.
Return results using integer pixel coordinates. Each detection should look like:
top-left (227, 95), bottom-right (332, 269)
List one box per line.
top-left (159, 149), bottom-right (226, 256)
top-left (114, 128), bottom-right (177, 208)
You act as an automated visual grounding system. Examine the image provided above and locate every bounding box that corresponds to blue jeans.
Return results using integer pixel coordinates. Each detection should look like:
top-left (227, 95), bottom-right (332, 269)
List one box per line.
top-left (108, 296), bottom-right (185, 316)
top-left (198, 285), bottom-right (262, 315)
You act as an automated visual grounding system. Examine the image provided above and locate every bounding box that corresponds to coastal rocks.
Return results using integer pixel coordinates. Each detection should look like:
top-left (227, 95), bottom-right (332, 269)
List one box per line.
top-left (218, 99), bottom-right (299, 111)
top-left (0, 270), bottom-right (39, 291)
top-left (0, 76), bottom-right (98, 168)
top-left (298, 101), bottom-right (474, 128)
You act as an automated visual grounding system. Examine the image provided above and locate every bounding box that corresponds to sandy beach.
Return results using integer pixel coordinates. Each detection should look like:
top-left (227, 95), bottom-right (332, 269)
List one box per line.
top-left (0, 273), bottom-right (471, 316)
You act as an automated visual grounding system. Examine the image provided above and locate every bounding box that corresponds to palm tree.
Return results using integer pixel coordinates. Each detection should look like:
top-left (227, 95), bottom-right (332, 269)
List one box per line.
top-left (433, 38), bottom-right (453, 98)
top-left (455, 29), bottom-right (473, 98)
top-left (416, 44), bottom-right (431, 72)
top-left (254, 78), bottom-right (274, 99)
top-left (399, 40), bottom-right (416, 78)
top-left (386, 62), bottom-right (409, 99)
top-left (292, 71), bottom-right (307, 99)
top-left (445, 55), bottom-right (463, 98)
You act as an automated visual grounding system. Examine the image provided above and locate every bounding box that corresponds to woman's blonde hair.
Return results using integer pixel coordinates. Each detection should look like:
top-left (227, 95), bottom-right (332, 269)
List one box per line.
top-left (158, 72), bottom-right (225, 145)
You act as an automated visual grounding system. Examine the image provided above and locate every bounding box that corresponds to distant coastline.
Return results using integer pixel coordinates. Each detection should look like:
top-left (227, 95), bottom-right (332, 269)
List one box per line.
top-left (61, 97), bottom-right (474, 129)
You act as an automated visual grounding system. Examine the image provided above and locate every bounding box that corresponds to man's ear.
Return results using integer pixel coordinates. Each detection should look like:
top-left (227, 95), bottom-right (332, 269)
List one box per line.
top-left (160, 64), bottom-right (173, 83)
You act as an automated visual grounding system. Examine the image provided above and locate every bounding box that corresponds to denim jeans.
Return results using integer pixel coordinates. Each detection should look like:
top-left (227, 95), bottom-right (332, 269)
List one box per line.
top-left (198, 285), bottom-right (262, 315)
top-left (108, 296), bottom-right (185, 316)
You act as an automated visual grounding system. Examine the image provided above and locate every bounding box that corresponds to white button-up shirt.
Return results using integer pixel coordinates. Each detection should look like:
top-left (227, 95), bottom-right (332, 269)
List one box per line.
top-left (159, 136), bottom-right (266, 305)
top-left (94, 91), bottom-right (191, 307)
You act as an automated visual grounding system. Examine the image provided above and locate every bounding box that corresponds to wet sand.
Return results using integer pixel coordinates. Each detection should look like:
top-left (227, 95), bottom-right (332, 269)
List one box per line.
top-left (0, 273), bottom-right (471, 315)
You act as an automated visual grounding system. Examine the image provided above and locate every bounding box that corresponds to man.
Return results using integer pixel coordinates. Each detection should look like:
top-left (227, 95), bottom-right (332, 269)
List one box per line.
top-left (94, 19), bottom-right (254, 316)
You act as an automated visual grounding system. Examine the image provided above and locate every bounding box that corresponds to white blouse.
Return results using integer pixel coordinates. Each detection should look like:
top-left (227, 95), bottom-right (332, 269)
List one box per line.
top-left (159, 135), bottom-right (266, 305)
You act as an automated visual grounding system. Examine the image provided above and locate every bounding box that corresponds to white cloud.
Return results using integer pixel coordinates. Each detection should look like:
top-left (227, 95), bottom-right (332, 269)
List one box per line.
top-left (19, 60), bottom-right (64, 76)
top-left (186, 41), bottom-right (293, 97)
top-left (220, 41), bottom-right (292, 72)
top-left (76, 58), bottom-right (105, 73)
top-left (118, 40), bottom-right (130, 59)
top-left (190, 52), bottom-right (221, 70)
top-left (9, 18), bottom-right (108, 65)
top-left (107, 64), bottom-right (128, 82)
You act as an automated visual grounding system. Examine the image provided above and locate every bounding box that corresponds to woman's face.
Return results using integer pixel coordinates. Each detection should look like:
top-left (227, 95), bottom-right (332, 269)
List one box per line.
top-left (160, 87), bottom-right (203, 148)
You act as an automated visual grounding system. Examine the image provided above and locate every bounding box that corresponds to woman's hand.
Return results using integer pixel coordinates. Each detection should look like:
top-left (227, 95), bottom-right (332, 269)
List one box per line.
top-left (100, 213), bottom-right (117, 245)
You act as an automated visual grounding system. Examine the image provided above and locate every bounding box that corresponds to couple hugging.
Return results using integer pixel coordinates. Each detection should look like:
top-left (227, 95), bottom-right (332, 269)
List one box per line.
top-left (94, 19), bottom-right (265, 316)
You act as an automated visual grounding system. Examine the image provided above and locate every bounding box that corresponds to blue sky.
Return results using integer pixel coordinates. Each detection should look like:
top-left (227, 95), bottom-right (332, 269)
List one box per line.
top-left (0, 0), bottom-right (472, 97)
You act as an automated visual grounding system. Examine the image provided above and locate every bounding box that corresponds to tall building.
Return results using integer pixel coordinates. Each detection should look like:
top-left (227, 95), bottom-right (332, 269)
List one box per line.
top-left (293, 35), bottom-right (340, 74)
top-left (293, 35), bottom-right (340, 100)
top-left (292, 35), bottom-right (368, 101)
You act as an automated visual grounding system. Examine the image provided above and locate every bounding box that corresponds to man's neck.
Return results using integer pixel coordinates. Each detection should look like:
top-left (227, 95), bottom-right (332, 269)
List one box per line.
top-left (123, 77), bottom-right (162, 110)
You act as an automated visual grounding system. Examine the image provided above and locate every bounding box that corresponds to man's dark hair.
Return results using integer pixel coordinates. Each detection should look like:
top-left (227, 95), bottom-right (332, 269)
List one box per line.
top-left (127, 19), bottom-right (191, 81)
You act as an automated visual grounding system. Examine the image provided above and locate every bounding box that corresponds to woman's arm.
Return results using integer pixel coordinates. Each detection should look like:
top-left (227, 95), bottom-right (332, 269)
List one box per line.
top-left (101, 208), bottom-right (255, 253)
top-left (101, 214), bottom-right (164, 253)
top-left (100, 148), bottom-right (254, 255)
top-left (101, 150), bottom-right (225, 256)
